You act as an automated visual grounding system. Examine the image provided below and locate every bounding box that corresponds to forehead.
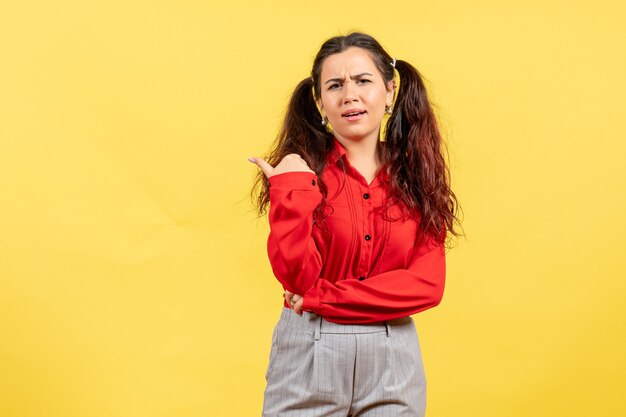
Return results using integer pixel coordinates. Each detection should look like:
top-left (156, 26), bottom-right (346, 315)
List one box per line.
top-left (320, 47), bottom-right (380, 79)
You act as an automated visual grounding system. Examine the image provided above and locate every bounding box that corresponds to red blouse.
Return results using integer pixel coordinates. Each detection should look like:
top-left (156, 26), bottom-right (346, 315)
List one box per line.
top-left (267, 136), bottom-right (446, 324)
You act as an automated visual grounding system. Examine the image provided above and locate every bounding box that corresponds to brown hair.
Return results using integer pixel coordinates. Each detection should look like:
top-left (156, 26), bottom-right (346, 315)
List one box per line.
top-left (251, 32), bottom-right (463, 248)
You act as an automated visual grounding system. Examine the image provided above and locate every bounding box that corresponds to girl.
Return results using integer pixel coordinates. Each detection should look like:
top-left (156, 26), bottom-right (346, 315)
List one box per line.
top-left (249, 32), bottom-right (462, 417)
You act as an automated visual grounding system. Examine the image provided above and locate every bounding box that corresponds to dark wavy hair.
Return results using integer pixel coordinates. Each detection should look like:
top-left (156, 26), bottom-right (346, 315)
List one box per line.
top-left (250, 32), bottom-right (463, 248)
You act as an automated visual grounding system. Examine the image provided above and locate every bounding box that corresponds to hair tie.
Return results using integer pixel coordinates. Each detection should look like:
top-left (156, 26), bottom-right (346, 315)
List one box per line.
top-left (391, 58), bottom-right (397, 68)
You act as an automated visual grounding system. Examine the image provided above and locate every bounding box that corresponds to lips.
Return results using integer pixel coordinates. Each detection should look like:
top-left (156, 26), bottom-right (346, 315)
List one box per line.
top-left (342, 108), bottom-right (367, 117)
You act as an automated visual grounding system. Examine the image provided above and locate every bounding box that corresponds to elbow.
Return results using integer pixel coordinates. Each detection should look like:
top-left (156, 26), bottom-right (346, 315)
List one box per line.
top-left (432, 259), bottom-right (446, 306)
top-left (270, 262), bottom-right (318, 295)
top-left (430, 276), bottom-right (446, 308)
top-left (268, 241), bottom-right (322, 295)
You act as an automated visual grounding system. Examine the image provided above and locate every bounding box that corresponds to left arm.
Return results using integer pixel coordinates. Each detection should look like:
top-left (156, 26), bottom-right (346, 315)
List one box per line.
top-left (299, 234), bottom-right (446, 324)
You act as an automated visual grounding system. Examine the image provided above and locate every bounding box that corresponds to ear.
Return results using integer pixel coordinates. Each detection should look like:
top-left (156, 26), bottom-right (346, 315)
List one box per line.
top-left (386, 80), bottom-right (396, 107)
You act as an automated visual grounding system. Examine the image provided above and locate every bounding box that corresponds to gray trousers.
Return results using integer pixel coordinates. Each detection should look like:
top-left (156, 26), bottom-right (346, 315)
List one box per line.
top-left (262, 307), bottom-right (427, 417)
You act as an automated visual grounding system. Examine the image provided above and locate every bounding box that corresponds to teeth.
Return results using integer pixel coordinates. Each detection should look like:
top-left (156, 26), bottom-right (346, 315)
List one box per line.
top-left (345, 111), bottom-right (364, 116)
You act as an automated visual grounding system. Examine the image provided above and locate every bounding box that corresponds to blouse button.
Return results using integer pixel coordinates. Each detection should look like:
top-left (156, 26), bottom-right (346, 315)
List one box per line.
top-left (363, 193), bottom-right (370, 199)
top-left (311, 179), bottom-right (316, 185)
top-left (358, 276), bottom-right (365, 281)
top-left (364, 234), bottom-right (372, 241)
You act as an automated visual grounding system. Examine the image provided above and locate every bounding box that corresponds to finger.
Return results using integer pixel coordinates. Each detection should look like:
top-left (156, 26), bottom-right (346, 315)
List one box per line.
top-left (284, 154), bottom-right (314, 171)
top-left (293, 291), bottom-right (303, 301)
top-left (293, 298), bottom-right (304, 315)
top-left (284, 290), bottom-right (294, 308)
top-left (291, 293), bottom-right (302, 313)
top-left (248, 157), bottom-right (274, 178)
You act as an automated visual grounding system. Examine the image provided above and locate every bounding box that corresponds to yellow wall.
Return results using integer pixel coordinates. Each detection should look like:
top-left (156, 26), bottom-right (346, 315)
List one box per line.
top-left (1, 1), bottom-right (624, 416)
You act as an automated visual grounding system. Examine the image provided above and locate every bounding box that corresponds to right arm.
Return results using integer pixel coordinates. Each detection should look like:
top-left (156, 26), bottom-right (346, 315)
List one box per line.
top-left (267, 171), bottom-right (323, 294)
top-left (248, 154), bottom-right (323, 295)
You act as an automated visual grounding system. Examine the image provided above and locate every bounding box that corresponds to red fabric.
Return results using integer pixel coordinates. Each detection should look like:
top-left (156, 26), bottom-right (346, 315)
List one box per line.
top-left (267, 136), bottom-right (446, 324)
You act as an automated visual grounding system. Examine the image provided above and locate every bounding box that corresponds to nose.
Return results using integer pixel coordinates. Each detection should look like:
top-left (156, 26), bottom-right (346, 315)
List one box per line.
top-left (342, 80), bottom-right (358, 103)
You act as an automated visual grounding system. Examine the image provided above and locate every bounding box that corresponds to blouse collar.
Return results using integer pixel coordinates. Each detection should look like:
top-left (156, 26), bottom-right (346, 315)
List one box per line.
top-left (327, 136), bottom-right (389, 186)
top-left (328, 136), bottom-right (348, 164)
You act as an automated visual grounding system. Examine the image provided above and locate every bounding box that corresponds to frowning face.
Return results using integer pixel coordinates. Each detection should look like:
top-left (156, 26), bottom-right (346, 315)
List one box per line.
top-left (317, 47), bottom-right (395, 144)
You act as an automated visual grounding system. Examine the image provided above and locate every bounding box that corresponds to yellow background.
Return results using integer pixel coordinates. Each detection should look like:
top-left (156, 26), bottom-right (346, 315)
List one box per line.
top-left (1, 1), bottom-right (624, 416)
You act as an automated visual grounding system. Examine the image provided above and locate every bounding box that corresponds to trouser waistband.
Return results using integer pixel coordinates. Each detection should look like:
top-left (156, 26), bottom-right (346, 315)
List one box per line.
top-left (278, 307), bottom-right (412, 340)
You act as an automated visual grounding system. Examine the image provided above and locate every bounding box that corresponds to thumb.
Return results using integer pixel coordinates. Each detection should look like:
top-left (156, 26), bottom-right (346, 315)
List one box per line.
top-left (248, 157), bottom-right (274, 178)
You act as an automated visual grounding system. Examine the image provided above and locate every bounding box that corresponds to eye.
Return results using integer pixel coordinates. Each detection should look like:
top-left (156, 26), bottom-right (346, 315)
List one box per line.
top-left (356, 79), bottom-right (372, 84)
top-left (328, 83), bottom-right (341, 90)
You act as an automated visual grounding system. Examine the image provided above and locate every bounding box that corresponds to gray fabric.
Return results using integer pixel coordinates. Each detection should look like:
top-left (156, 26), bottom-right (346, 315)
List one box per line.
top-left (262, 307), bottom-right (427, 417)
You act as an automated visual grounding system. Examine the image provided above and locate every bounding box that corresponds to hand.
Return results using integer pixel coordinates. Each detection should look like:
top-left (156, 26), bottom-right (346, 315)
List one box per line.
top-left (248, 153), bottom-right (314, 179)
top-left (284, 290), bottom-right (304, 316)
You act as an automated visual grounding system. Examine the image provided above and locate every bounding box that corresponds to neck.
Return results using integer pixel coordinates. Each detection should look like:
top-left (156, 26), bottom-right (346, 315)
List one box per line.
top-left (335, 133), bottom-right (381, 167)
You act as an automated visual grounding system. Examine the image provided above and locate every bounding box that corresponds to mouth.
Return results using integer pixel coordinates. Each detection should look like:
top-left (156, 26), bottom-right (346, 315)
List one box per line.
top-left (342, 109), bottom-right (367, 122)
top-left (342, 109), bottom-right (367, 117)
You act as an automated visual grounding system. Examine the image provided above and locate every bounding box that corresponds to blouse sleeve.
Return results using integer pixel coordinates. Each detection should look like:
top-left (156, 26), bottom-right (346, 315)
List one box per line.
top-left (266, 171), bottom-right (324, 295)
top-left (300, 231), bottom-right (446, 324)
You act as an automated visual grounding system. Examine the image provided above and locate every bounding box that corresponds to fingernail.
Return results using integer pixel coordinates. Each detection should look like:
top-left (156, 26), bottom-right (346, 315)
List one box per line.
top-left (247, 157), bottom-right (255, 163)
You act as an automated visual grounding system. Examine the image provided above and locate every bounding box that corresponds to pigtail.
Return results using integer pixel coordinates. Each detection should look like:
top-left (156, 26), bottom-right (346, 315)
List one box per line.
top-left (252, 77), bottom-right (334, 218)
top-left (384, 59), bottom-right (457, 246)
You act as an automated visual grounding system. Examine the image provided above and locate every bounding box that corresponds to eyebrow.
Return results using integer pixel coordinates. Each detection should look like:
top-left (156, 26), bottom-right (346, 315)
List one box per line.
top-left (324, 72), bottom-right (374, 85)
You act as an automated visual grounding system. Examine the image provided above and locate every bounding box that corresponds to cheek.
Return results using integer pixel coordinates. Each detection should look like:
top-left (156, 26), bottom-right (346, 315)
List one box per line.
top-left (322, 96), bottom-right (341, 114)
top-left (368, 90), bottom-right (388, 107)
top-left (368, 111), bottom-right (385, 127)
top-left (367, 93), bottom-right (387, 113)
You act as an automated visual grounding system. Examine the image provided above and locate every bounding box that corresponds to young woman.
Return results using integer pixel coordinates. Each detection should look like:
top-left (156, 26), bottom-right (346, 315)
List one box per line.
top-left (249, 32), bottom-right (462, 417)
